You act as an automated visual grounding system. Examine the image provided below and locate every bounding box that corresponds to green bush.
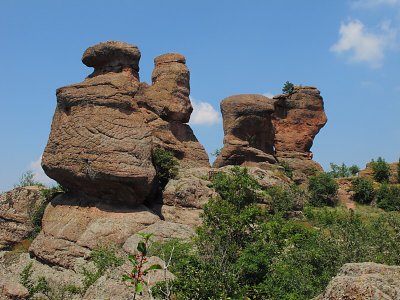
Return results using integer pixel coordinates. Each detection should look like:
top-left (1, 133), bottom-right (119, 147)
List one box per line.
top-left (329, 163), bottom-right (359, 178)
top-left (376, 184), bottom-right (400, 211)
top-left (308, 173), bottom-right (338, 207)
top-left (371, 157), bottom-right (391, 183)
top-left (282, 81), bottom-right (294, 95)
top-left (397, 158), bottom-right (400, 183)
top-left (14, 170), bottom-right (44, 188)
top-left (152, 147), bottom-right (179, 188)
top-left (351, 177), bottom-right (375, 204)
top-left (278, 160), bottom-right (293, 179)
top-left (266, 184), bottom-right (306, 214)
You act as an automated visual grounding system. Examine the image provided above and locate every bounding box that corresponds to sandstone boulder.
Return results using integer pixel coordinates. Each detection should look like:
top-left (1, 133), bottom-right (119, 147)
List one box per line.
top-left (0, 187), bottom-right (44, 250)
top-left (42, 41), bottom-right (209, 206)
top-left (272, 86), bottom-right (327, 155)
top-left (213, 94), bottom-right (277, 168)
top-left (314, 262), bottom-right (400, 300)
top-left (29, 193), bottom-right (160, 269)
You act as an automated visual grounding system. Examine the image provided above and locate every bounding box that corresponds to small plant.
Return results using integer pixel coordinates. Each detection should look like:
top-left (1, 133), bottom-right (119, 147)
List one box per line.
top-left (123, 233), bottom-right (162, 299)
top-left (14, 170), bottom-right (44, 188)
top-left (282, 81), bottom-right (294, 95)
top-left (278, 160), bottom-right (293, 179)
top-left (308, 173), bottom-right (338, 207)
top-left (351, 177), bottom-right (375, 204)
top-left (82, 245), bottom-right (123, 290)
top-left (370, 157), bottom-right (391, 183)
top-left (376, 184), bottom-right (400, 211)
top-left (152, 147), bottom-right (179, 188)
top-left (397, 158), bottom-right (400, 183)
top-left (211, 148), bottom-right (222, 157)
top-left (20, 263), bottom-right (51, 299)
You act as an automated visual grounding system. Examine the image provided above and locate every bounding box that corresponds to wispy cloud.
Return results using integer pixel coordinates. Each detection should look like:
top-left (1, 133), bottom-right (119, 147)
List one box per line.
top-left (352, 0), bottom-right (400, 8)
top-left (29, 156), bottom-right (55, 186)
top-left (189, 98), bottom-right (221, 126)
top-left (330, 19), bottom-right (397, 67)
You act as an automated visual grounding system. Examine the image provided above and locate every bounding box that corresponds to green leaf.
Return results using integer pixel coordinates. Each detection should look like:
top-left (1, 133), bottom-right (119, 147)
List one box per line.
top-left (145, 264), bottom-right (162, 272)
top-left (137, 241), bottom-right (147, 255)
top-left (135, 282), bottom-right (144, 294)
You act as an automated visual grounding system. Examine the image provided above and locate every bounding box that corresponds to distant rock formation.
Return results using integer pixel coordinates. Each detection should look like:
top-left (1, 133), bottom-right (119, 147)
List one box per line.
top-left (42, 41), bottom-right (209, 206)
top-left (213, 94), bottom-right (277, 168)
top-left (314, 262), bottom-right (400, 300)
top-left (213, 86), bottom-right (327, 182)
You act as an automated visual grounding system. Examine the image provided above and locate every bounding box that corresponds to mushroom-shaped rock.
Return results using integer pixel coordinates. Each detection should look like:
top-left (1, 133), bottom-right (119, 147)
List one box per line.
top-left (137, 53), bottom-right (192, 122)
top-left (82, 40), bottom-right (141, 74)
top-left (213, 94), bottom-right (277, 168)
top-left (42, 41), bottom-right (209, 206)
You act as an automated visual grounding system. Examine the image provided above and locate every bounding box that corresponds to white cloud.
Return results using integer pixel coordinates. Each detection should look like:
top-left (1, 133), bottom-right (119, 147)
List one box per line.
top-left (352, 0), bottom-right (400, 8)
top-left (330, 19), bottom-right (397, 67)
top-left (262, 92), bottom-right (275, 98)
top-left (189, 98), bottom-right (221, 125)
top-left (29, 156), bottom-right (55, 186)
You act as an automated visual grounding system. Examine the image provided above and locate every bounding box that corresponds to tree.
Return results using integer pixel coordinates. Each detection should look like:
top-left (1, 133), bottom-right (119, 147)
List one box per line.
top-left (370, 157), bottom-right (391, 183)
top-left (282, 81), bottom-right (294, 95)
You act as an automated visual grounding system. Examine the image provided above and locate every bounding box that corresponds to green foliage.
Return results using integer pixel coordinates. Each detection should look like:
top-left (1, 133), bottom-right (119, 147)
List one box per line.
top-left (282, 81), bottom-right (294, 95)
top-left (212, 166), bottom-right (260, 210)
top-left (308, 173), bottom-right (338, 207)
top-left (376, 184), bottom-right (400, 211)
top-left (397, 158), bottom-right (400, 183)
top-left (265, 184), bottom-right (306, 214)
top-left (14, 170), bottom-right (44, 188)
top-left (152, 147), bottom-right (179, 187)
top-left (19, 263), bottom-right (51, 299)
top-left (210, 148), bottom-right (221, 157)
top-left (123, 233), bottom-right (162, 299)
top-left (82, 245), bottom-right (123, 290)
top-left (278, 160), bottom-right (293, 179)
top-left (351, 177), bottom-right (375, 204)
top-left (371, 157), bottom-right (391, 183)
top-left (329, 163), bottom-right (359, 178)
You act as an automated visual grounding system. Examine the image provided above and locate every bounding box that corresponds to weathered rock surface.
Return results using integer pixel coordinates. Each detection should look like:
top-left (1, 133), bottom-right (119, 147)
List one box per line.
top-left (42, 41), bottom-right (209, 206)
top-left (272, 86), bottom-right (327, 155)
top-left (314, 262), bottom-right (400, 300)
top-left (213, 94), bottom-right (277, 168)
top-left (359, 162), bottom-right (399, 184)
top-left (0, 187), bottom-right (44, 250)
top-left (29, 193), bottom-right (160, 269)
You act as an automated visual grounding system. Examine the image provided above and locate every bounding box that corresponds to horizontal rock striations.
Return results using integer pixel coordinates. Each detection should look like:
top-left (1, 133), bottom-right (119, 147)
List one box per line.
top-left (42, 41), bottom-right (209, 205)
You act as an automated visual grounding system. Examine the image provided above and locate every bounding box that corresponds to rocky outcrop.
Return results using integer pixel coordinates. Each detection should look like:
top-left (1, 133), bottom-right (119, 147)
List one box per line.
top-left (314, 262), bottom-right (400, 300)
top-left (0, 187), bottom-right (45, 250)
top-left (213, 87), bottom-right (327, 183)
top-left (213, 94), bottom-right (277, 168)
top-left (359, 161), bottom-right (399, 184)
top-left (42, 41), bottom-right (209, 206)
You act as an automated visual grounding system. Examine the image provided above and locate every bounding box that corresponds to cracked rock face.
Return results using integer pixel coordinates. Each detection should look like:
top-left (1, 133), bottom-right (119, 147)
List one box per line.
top-left (42, 41), bottom-right (209, 205)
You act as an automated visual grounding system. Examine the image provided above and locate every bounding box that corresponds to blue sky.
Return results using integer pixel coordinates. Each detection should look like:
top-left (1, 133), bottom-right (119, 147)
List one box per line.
top-left (0, 0), bottom-right (399, 191)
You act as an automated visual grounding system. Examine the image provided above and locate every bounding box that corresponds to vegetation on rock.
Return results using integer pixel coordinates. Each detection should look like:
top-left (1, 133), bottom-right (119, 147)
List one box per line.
top-left (282, 81), bottom-right (294, 95)
top-left (376, 184), bottom-right (400, 211)
top-left (152, 147), bottom-right (179, 188)
top-left (351, 177), bottom-right (375, 204)
top-left (308, 172), bottom-right (338, 207)
top-left (329, 162), bottom-right (359, 178)
top-left (371, 157), bottom-right (391, 183)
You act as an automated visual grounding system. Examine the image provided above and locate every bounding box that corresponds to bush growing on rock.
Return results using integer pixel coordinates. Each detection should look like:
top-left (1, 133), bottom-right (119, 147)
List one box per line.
top-left (152, 147), bottom-right (179, 188)
top-left (376, 184), bottom-right (400, 211)
top-left (370, 157), bottom-right (391, 183)
top-left (308, 173), bottom-right (338, 207)
top-left (14, 170), bottom-right (43, 188)
top-left (282, 81), bottom-right (294, 95)
top-left (351, 177), bottom-right (375, 204)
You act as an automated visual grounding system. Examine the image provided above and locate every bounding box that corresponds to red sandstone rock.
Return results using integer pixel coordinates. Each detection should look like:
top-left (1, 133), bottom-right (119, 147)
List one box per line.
top-left (42, 41), bottom-right (209, 205)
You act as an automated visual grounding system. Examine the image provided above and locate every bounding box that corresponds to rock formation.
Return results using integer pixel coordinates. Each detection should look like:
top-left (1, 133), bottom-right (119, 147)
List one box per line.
top-left (42, 41), bottom-right (209, 206)
top-left (359, 161), bottom-right (399, 184)
top-left (0, 187), bottom-right (45, 250)
top-left (213, 86), bottom-right (327, 182)
top-left (213, 94), bottom-right (277, 168)
top-left (314, 262), bottom-right (400, 300)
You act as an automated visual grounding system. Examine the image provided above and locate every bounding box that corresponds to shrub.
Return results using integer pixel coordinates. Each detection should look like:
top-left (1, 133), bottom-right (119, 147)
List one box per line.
top-left (152, 147), bottom-right (179, 188)
top-left (266, 184), bottom-right (306, 214)
top-left (82, 245), bottom-right (123, 290)
top-left (14, 170), bottom-right (44, 188)
top-left (210, 148), bottom-right (221, 157)
top-left (278, 160), bottom-right (293, 179)
top-left (397, 158), bottom-right (400, 183)
top-left (376, 184), bottom-right (400, 211)
top-left (282, 81), bottom-right (294, 95)
top-left (329, 163), bottom-right (359, 178)
top-left (308, 173), bottom-right (338, 207)
top-left (370, 157), bottom-right (391, 183)
top-left (351, 177), bottom-right (375, 204)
